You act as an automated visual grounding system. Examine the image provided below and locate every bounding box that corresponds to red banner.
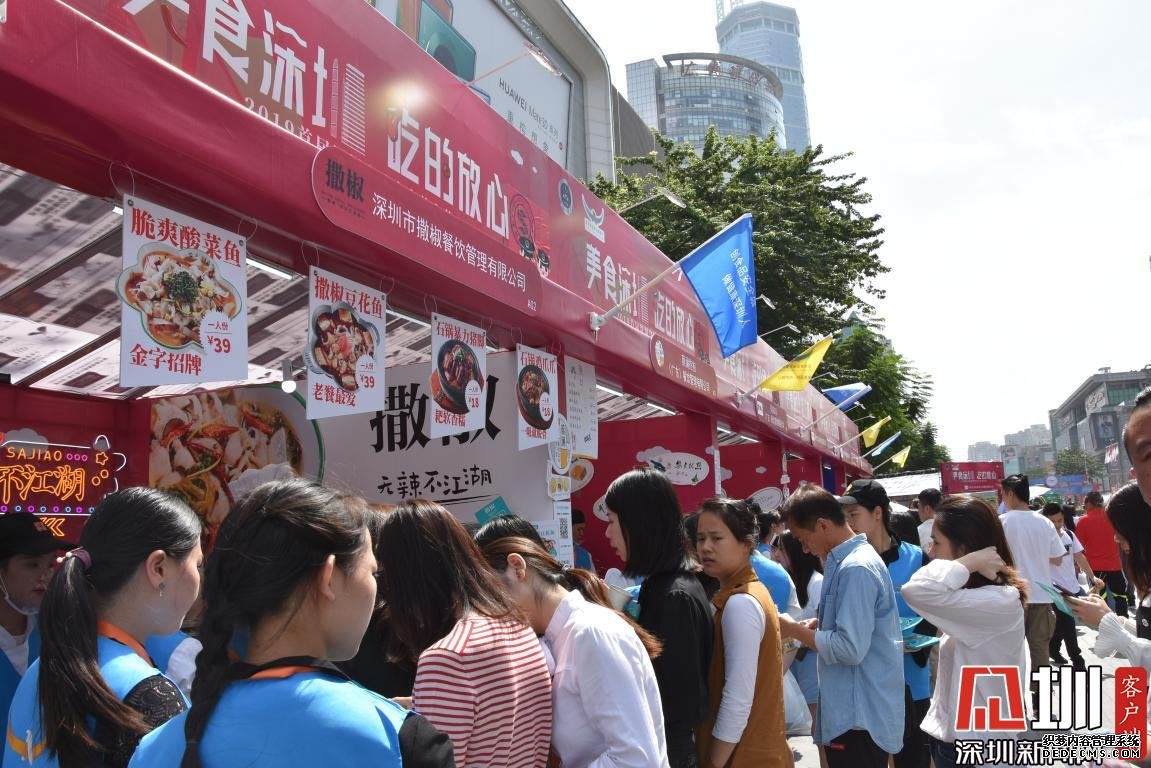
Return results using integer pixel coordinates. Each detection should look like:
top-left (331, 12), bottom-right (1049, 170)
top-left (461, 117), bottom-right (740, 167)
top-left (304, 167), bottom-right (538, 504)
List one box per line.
top-left (939, 461), bottom-right (1004, 495)
top-left (1115, 666), bottom-right (1148, 760)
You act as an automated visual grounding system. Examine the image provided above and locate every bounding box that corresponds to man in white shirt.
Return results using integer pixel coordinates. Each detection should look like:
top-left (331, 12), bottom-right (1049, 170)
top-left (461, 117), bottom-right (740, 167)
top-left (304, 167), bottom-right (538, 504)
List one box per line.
top-left (998, 474), bottom-right (1064, 701)
top-left (915, 488), bottom-right (941, 553)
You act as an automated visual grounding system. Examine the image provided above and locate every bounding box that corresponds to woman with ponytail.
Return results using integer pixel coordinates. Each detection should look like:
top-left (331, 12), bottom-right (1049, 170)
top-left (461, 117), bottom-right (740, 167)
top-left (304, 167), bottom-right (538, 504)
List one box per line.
top-left (481, 536), bottom-right (669, 768)
top-left (129, 479), bottom-right (454, 767)
top-left (3, 488), bottom-right (202, 768)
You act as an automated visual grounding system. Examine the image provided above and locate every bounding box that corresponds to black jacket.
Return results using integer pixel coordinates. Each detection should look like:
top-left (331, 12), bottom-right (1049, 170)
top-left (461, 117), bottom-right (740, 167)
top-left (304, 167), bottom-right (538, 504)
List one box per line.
top-left (638, 569), bottom-right (714, 730)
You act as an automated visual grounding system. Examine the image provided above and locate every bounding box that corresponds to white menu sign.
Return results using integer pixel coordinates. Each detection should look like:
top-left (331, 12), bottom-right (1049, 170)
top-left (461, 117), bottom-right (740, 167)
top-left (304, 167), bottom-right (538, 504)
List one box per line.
top-left (564, 357), bottom-right (599, 459)
top-left (119, 195), bottom-right (247, 385)
top-left (516, 345), bottom-right (559, 451)
top-left (305, 267), bottom-right (387, 419)
top-left (429, 313), bottom-right (487, 438)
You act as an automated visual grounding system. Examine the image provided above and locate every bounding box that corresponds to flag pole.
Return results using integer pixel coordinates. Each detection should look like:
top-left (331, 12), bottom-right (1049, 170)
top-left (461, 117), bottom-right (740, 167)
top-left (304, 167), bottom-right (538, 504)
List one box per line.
top-left (870, 453), bottom-right (898, 472)
top-left (589, 213), bottom-right (752, 333)
top-left (736, 334), bottom-right (835, 401)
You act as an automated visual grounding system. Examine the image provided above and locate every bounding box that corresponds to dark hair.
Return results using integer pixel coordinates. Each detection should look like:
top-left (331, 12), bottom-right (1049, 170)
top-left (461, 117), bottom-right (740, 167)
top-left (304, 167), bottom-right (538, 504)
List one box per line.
top-left (697, 497), bottom-right (759, 546)
top-left (1107, 483), bottom-right (1151, 595)
top-left (755, 510), bottom-right (782, 543)
top-left (918, 488), bottom-right (942, 509)
top-left (481, 537), bottom-right (662, 658)
top-left (605, 469), bottom-right (690, 578)
top-left (1040, 502), bottom-right (1064, 518)
top-left (473, 514), bottom-right (544, 551)
top-left (1124, 387), bottom-right (1151, 460)
top-left (781, 483), bottom-right (846, 530)
top-left (683, 512), bottom-right (701, 549)
top-left (777, 531), bottom-right (822, 607)
top-left (572, 509), bottom-right (586, 525)
top-left (933, 495), bottom-right (1028, 602)
top-left (38, 487), bottom-right (200, 765)
top-left (890, 511), bottom-right (920, 546)
top-left (1061, 504), bottom-right (1079, 535)
top-left (1084, 491), bottom-right (1105, 509)
top-left (181, 479), bottom-right (369, 768)
top-left (376, 500), bottom-right (520, 662)
top-left (1001, 474), bottom-right (1030, 503)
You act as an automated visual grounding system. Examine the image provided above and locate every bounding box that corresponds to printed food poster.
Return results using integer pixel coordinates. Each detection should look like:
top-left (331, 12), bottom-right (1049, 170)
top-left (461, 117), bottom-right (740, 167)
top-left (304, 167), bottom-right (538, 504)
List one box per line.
top-left (429, 313), bottom-right (487, 438)
top-left (516, 345), bottom-right (559, 451)
top-left (564, 357), bottom-right (599, 459)
top-left (119, 195), bottom-right (247, 385)
top-left (148, 387), bottom-right (321, 531)
top-left (306, 267), bottom-right (386, 419)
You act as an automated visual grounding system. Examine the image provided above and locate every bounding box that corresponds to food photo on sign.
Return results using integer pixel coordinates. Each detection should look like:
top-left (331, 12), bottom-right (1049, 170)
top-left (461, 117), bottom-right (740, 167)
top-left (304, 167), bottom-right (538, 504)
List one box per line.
top-left (428, 313), bottom-right (487, 438)
top-left (306, 267), bottom-right (387, 419)
top-left (516, 345), bottom-right (559, 451)
top-left (118, 195), bottom-right (248, 386)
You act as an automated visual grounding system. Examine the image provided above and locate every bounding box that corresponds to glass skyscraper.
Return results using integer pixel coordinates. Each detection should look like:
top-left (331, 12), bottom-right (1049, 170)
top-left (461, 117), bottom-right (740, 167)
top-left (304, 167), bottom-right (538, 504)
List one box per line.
top-left (717, 1), bottom-right (810, 150)
top-left (625, 53), bottom-right (786, 154)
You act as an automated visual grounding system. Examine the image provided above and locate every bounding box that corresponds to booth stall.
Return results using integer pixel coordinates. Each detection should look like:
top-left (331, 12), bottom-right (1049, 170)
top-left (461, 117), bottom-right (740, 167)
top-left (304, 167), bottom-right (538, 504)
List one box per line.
top-left (0, 0), bottom-right (870, 561)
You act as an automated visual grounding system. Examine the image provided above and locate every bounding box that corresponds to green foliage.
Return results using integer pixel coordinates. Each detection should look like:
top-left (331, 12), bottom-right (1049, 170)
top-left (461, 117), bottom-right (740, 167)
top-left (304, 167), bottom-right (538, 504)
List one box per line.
top-left (588, 128), bottom-right (888, 359)
top-left (1055, 448), bottom-right (1104, 480)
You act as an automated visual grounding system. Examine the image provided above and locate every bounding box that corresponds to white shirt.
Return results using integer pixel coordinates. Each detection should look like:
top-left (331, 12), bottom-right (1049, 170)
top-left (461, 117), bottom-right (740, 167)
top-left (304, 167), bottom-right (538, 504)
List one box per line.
top-left (712, 593), bottom-right (767, 743)
top-left (1050, 530), bottom-right (1084, 593)
top-left (1000, 509), bottom-right (1066, 604)
top-left (0, 616), bottom-right (33, 676)
top-left (544, 590), bottom-right (669, 768)
top-left (917, 519), bottom-right (934, 553)
top-left (901, 559), bottom-right (1029, 744)
top-left (800, 572), bottom-right (824, 621)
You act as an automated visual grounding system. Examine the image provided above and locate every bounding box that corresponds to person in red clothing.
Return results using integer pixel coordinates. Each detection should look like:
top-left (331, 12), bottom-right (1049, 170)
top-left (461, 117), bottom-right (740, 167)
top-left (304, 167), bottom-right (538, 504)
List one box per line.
top-left (1075, 491), bottom-right (1132, 617)
top-left (375, 500), bottom-right (553, 768)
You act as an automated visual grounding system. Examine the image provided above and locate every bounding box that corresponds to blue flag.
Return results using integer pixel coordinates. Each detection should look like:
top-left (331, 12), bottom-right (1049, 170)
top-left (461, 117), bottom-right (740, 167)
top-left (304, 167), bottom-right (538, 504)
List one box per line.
top-left (869, 430), bottom-right (903, 457)
top-left (679, 214), bottom-right (757, 358)
top-left (822, 382), bottom-right (872, 411)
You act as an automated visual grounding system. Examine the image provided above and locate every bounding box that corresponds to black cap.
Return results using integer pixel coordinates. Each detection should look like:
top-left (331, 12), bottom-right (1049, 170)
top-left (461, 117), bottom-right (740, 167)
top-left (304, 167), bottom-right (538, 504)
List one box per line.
top-left (837, 479), bottom-right (890, 510)
top-left (0, 513), bottom-right (75, 559)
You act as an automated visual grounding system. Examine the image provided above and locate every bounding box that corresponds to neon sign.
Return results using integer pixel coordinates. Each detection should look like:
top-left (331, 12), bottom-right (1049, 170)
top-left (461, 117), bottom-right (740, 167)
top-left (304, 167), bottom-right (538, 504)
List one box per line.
top-left (0, 433), bottom-right (127, 540)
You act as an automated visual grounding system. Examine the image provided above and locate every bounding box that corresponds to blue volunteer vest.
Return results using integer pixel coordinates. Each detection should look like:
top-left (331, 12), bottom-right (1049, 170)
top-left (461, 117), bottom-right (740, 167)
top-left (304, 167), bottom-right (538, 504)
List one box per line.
top-left (750, 550), bottom-right (793, 614)
top-left (4, 634), bottom-right (185, 766)
top-left (886, 540), bottom-right (931, 701)
top-left (130, 667), bottom-right (409, 767)
top-left (0, 623), bottom-right (38, 741)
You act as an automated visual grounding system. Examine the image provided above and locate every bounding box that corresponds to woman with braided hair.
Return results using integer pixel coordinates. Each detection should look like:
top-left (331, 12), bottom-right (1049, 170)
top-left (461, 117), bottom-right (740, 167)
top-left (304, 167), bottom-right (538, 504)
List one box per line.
top-left (3, 488), bottom-right (202, 768)
top-left (128, 479), bottom-right (454, 767)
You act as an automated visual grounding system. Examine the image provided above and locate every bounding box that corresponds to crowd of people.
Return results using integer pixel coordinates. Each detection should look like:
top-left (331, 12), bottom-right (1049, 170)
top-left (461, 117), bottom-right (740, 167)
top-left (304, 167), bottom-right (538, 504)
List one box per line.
top-left (0, 386), bottom-right (1148, 767)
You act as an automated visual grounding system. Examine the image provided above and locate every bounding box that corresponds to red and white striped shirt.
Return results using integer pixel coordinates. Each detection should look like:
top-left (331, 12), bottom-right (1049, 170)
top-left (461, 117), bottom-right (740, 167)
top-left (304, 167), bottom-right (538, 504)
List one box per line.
top-left (413, 615), bottom-right (553, 768)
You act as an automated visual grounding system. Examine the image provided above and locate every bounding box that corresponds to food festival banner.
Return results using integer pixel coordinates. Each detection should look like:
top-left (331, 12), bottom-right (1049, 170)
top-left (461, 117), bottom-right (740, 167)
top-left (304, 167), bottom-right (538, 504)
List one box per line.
top-left (305, 267), bottom-right (386, 419)
top-left (119, 196), bottom-right (247, 386)
top-left (939, 461), bottom-right (1004, 495)
top-left (564, 357), bottom-right (599, 459)
top-left (429, 313), bottom-right (487, 438)
top-left (516, 345), bottom-right (559, 451)
top-left (45, 0), bottom-right (867, 469)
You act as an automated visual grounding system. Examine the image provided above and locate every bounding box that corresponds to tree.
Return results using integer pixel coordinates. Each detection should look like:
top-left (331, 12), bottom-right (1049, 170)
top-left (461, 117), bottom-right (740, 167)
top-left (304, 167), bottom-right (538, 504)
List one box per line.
top-left (588, 128), bottom-right (888, 359)
top-left (1055, 448), bottom-right (1104, 481)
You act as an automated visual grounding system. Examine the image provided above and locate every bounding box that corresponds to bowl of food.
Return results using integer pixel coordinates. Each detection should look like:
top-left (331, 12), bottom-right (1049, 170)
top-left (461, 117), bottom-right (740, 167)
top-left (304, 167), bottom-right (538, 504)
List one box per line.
top-left (117, 244), bottom-right (242, 349)
top-left (306, 303), bottom-right (380, 392)
top-left (429, 340), bottom-right (484, 414)
top-left (517, 364), bottom-right (553, 430)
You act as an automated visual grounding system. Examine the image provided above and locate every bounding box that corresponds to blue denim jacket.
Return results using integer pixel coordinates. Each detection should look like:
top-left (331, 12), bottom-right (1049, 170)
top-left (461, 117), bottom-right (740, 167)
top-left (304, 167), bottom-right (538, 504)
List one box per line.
top-left (814, 534), bottom-right (905, 754)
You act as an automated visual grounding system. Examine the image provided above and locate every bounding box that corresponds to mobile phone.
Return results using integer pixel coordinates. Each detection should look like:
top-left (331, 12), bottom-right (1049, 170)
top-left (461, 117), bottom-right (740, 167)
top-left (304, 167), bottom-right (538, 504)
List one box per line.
top-left (1053, 584), bottom-right (1077, 598)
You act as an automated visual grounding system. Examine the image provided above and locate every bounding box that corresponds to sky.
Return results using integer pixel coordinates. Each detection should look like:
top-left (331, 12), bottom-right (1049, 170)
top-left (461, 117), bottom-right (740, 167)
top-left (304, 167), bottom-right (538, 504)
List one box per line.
top-left (562, 0), bottom-right (1151, 459)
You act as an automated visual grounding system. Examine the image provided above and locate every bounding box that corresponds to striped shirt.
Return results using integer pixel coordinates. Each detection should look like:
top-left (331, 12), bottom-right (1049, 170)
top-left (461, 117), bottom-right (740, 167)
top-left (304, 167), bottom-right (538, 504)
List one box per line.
top-left (413, 615), bottom-right (553, 768)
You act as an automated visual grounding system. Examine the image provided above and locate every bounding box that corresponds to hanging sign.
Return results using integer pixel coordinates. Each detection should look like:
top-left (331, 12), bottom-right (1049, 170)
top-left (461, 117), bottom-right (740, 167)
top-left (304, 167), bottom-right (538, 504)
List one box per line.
top-left (305, 267), bottom-right (386, 419)
top-left (118, 195), bottom-right (247, 385)
top-left (516, 345), bottom-right (559, 451)
top-left (650, 336), bottom-right (718, 397)
top-left (429, 314), bottom-right (487, 438)
top-left (564, 357), bottom-right (599, 459)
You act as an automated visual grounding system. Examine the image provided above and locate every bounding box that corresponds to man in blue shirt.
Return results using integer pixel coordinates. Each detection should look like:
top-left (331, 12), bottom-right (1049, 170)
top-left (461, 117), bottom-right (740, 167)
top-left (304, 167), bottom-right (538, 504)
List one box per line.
top-left (572, 508), bottom-right (596, 574)
top-left (780, 483), bottom-right (904, 768)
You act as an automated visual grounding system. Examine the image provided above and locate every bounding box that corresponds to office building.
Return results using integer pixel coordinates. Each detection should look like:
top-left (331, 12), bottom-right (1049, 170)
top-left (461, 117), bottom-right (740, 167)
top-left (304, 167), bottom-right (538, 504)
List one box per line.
top-left (625, 53), bottom-right (786, 154)
top-left (716, 1), bottom-right (810, 150)
top-left (968, 441), bottom-right (1001, 463)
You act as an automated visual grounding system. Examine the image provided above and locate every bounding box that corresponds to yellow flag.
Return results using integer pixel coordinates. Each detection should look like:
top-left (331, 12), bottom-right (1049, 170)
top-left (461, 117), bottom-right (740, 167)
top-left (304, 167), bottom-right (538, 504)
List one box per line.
top-left (890, 446), bottom-right (912, 468)
top-left (860, 416), bottom-right (892, 448)
top-left (758, 337), bottom-right (834, 392)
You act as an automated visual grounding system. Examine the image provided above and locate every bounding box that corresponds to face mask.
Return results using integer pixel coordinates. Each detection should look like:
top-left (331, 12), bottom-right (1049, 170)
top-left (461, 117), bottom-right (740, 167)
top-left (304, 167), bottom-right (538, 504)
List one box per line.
top-left (0, 570), bottom-right (39, 617)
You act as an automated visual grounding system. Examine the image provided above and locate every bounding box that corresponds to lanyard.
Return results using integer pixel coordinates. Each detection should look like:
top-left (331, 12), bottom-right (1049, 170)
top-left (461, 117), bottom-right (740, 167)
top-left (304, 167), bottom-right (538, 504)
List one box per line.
top-left (96, 621), bottom-right (154, 666)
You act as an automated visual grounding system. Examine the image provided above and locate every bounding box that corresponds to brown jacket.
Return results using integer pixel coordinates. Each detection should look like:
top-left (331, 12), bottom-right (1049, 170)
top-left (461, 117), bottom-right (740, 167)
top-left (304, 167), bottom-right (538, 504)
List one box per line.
top-left (696, 563), bottom-right (790, 768)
